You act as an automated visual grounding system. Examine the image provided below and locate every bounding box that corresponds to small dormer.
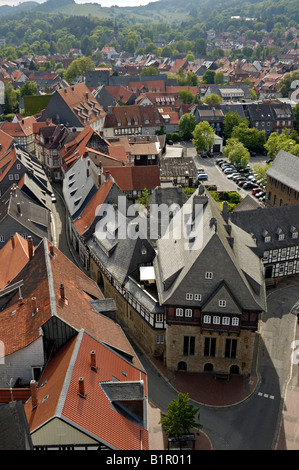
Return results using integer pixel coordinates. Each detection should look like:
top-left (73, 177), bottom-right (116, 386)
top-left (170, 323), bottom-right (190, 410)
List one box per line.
top-left (276, 227), bottom-right (285, 241)
top-left (290, 226), bottom-right (298, 239)
top-left (262, 229), bottom-right (271, 243)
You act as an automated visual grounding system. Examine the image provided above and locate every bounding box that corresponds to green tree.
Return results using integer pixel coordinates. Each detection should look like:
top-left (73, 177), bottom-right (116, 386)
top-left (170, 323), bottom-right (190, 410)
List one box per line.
top-left (192, 121), bottom-right (215, 153)
top-left (202, 69), bottom-right (215, 84)
top-left (223, 138), bottom-right (250, 168)
top-left (20, 81), bottom-right (38, 97)
top-left (160, 393), bottom-right (200, 438)
top-left (279, 70), bottom-right (299, 98)
top-left (223, 111), bottom-right (248, 141)
top-left (215, 71), bottom-right (225, 85)
top-left (3, 81), bottom-right (19, 115)
top-left (64, 57), bottom-right (95, 83)
top-left (178, 90), bottom-right (194, 104)
top-left (179, 113), bottom-right (196, 140)
top-left (264, 131), bottom-right (299, 157)
top-left (231, 121), bottom-right (266, 152)
top-left (203, 93), bottom-right (223, 105)
top-left (251, 162), bottom-right (272, 184)
top-left (293, 103), bottom-right (299, 132)
top-left (140, 66), bottom-right (159, 77)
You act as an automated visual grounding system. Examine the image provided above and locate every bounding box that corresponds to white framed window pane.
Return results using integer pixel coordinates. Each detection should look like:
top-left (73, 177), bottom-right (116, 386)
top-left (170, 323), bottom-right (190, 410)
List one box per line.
top-left (222, 317), bottom-right (230, 325)
top-left (219, 300), bottom-right (226, 307)
top-left (205, 272), bottom-right (213, 279)
top-left (213, 316), bottom-right (220, 324)
top-left (232, 317), bottom-right (239, 326)
top-left (185, 309), bottom-right (192, 317)
top-left (186, 293), bottom-right (193, 300)
top-left (176, 308), bottom-right (183, 316)
top-left (194, 294), bottom-right (201, 301)
top-left (203, 315), bottom-right (211, 324)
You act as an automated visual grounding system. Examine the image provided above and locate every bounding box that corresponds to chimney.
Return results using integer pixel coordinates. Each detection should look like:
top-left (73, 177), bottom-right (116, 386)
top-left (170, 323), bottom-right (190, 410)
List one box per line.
top-left (28, 236), bottom-right (33, 259)
top-left (32, 296), bottom-right (38, 315)
top-left (11, 235), bottom-right (15, 249)
top-left (60, 283), bottom-right (65, 300)
top-left (30, 380), bottom-right (38, 409)
top-left (222, 200), bottom-right (229, 222)
top-left (78, 377), bottom-right (86, 398)
top-left (49, 244), bottom-right (54, 256)
top-left (17, 202), bottom-right (21, 215)
top-left (90, 350), bottom-right (98, 372)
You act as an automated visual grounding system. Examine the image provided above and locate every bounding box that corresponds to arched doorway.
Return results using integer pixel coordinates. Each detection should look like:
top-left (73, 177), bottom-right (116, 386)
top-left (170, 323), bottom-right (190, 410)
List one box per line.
top-left (230, 365), bottom-right (239, 374)
top-left (204, 363), bottom-right (214, 372)
top-left (178, 361), bottom-right (187, 371)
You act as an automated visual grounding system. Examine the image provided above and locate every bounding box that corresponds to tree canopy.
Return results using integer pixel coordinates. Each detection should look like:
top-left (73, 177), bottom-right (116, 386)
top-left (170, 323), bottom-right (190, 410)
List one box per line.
top-left (192, 121), bottom-right (215, 152)
top-left (160, 393), bottom-right (200, 437)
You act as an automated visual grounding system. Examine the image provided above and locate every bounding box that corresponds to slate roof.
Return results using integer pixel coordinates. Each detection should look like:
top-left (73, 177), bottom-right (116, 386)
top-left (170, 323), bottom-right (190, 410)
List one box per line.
top-left (153, 188), bottom-right (266, 311)
top-left (230, 204), bottom-right (299, 256)
top-left (266, 150), bottom-right (299, 192)
top-left (62, 156), bottom-right (97, 219)
top-left (0, 186), bottom-right (51, 241)
top-left (0, 401), bottom-right (33, 450)
top-left (24, 329), bottom-right (149, 450)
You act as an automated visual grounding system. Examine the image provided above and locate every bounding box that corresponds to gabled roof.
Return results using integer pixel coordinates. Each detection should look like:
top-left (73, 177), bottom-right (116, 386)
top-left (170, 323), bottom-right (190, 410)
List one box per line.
top-left (62, 156), bottom-right (97, 218)
top-left (24, 329), bottom-right (148, 450)
top-left (266, 150), bottom-right (299, 192)
top-left (73, 177), bottom-right (115, 236)
top-left (0, 233), bottom-right (33, 290)
top-left (57, 84), bottom-right (106, 127)
top-left (0, 185), bottom-right (51, 239)
top-left (0, 238), bottom-right (142, 367)
top-left (154, 188), bottom-right (266, 311)
top-left (0, 116), bottom-right (37, 138)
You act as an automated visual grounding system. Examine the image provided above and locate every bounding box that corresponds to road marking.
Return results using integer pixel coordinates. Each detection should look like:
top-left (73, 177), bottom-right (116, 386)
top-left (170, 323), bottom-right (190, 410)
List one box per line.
top-left (257, 392), bottom-right (275, 399)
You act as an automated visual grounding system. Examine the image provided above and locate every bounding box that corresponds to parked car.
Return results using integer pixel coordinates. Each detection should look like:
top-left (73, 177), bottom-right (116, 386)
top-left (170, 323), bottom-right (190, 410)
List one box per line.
top-left (197, 173), bottom-right (208, 181)
top-left (197, 168), bottom-right (205, 174)
top-left (227, 172), bottom-right (240, 179)
top-left (238, 179), bottom-right (249, 187)
top-left (252, 188), bottom-right (261, 195)
top-left (51, 193), bottom-right (57, 203)
top-left (201, 152), bottom-right (208, 158)
top-left (255, 191), bottom-right (266, 198)
top-left (224, 168), bottom-right (236, 174)
top-left (242, 182), bottom-right (259, 189)
top-left (216, 159), bottom-right (224, 165)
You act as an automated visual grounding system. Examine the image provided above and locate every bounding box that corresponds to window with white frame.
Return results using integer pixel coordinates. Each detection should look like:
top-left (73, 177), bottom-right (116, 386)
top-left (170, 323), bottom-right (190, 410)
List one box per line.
top-left (156, 334), bottom-right (164, 344)
top-left (213, 316), bottom-right (220, 324)
top-left (194, 294), bottom-right (201, 301)
top-left (185, 309), bottom-right (192, 317)
top-left (205, 272), bottom-right (213, 279)
top-left (222, 316), bottom-right (230, 325)
top-left (156, 314), bottom-right (163, 323)
top-left (186, 293), bottom-right (193, 300)
top-left (219, 300), bottom-right (226, 307)
top-left (232, 317), bottom-right (239, 326)
top-left (175, 308), bottom-right (183, 317)
top-left (9, 174), bottom-right (14, 180)
top-left (203, 315), bottom-right (211, 323)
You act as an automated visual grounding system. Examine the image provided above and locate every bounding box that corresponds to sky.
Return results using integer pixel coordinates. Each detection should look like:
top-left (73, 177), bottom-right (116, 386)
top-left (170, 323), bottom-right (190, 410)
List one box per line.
top-left (0, 0), bottom-right (160, 6)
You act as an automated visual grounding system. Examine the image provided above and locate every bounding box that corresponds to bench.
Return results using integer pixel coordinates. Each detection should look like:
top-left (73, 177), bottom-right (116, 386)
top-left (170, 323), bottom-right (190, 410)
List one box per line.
top-left (214, 372), bottom-right (230, 381)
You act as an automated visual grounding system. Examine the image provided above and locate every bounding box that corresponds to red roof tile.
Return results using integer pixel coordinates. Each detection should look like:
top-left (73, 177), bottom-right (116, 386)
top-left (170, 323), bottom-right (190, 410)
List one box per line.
top-left (0, 233), bottom-right (33, 290)
top-left (74, 178), bottom-right (114, 235)
top-left (24, 330), bottom-right (149, 450)
top-left (103, 165), bottom-right (160, 191)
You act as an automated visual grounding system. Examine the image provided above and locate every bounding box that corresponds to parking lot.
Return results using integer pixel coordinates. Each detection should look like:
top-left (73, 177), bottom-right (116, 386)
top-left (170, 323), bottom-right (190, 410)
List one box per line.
top-left (183, 142), bottom-right (269, 203)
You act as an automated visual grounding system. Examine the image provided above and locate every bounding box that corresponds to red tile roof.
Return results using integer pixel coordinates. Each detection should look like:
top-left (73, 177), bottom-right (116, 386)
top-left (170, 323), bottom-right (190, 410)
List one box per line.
top-left (58, 84), bottom-right (106, 127)
top-left (0, 239), bottom-right (142, 368)
top-left (74, 178), bottom-right (114, 235)
top-left (103, 165), bottom-right (160, 192)
top-left (24, 330), bottom-right (149, 450)
top-left (0, 116), bottom-right (37, 138)
top-left (0, 233), bottom-right (33, 290)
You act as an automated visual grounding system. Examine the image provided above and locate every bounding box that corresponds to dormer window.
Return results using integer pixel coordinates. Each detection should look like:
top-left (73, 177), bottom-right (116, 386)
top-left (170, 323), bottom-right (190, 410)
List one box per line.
top-left (219, 300), bottom-right (226, 307)
top-left (265, 236), bottom-right (271, 243)
top-left (263, 229), bottom-right (271, 242)
top-left (205, 272), bottom-right (213, 279)
top-left (290, 226), bottom-right (298, 239)
top-left (278, 234), bottom-right (285, 241)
